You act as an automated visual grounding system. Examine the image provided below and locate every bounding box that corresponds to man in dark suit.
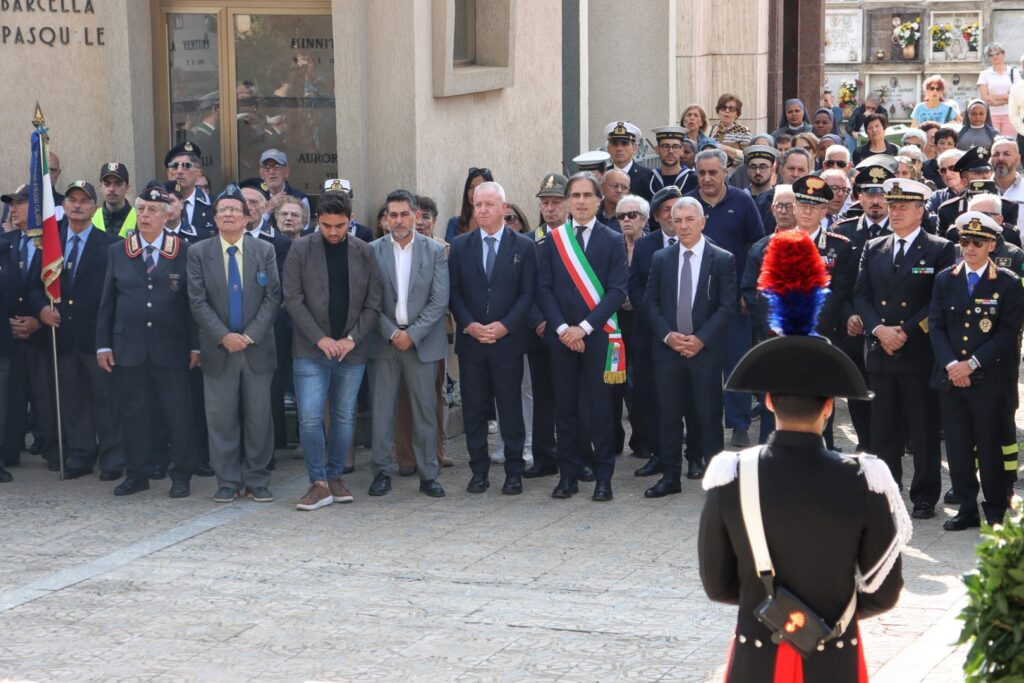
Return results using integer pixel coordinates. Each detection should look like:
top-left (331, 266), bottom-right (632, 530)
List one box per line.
top-left (0, 184), bottom-right (59, 472)
top-left (628, 186), bottom-right (681, 477)
top-left (165, 141), bottom-right (215, 233)
top-left (38, 181), bottom-right (124, 480)
top-left (522, 173), bottom-right (568, 479)
top-left (187, 185), bottom-right (281, 504)
top-left (537, 172), bottom-right (628, 501)
top-left (644, 197), bottom-right (736, 495)
top-left (605, 121), bottom-right (655, 200)
top-left (96, 185), bottom-right (198, 497)
top-left (283, 191), bottom-right (382, 511)
top-left (450, 181), bottom-right (537, 495)
top-left (930, 211), bottom-right (1024, 529)
top-left (854, 178), bottom-right (955, 520)
top-left (0, 227), bottom-right (19, 482)
top-left (163, 180), bottom-right (213, 244)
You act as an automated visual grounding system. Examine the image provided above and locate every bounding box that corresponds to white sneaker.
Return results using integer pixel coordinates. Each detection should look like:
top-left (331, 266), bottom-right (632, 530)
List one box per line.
top-left (488, 420), bottom-right (498, 435)
top-left (523, 449), bottom-right (535, 469)
top-left (489, 451), bottom-right (506, 464)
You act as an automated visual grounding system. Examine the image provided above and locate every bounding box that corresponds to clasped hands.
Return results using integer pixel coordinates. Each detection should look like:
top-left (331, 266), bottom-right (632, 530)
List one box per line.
top-left (666, 331), bottom-right (704, 358)
top-left (946, 360), bottom-right (974, 388)
top-left (467, 322), bottom-right (509, 345)
top-left (316, 336), bottom-right (356, 361)
top-left (874, 325), bottom-right (907, 356)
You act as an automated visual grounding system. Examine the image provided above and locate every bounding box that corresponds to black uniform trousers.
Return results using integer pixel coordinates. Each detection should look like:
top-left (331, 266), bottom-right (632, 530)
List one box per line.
top-left (629, 351), bottom-right (660, 455)
top-left (1, 339), bottom-right (58, 466)
top-left (58, 351), bottom-right (124, 472)
top-left (1002, 389), bottom-right (1019, 488)
top-left (460, 349), bottom-right (526, 477)
top-left (941, 390), bottom-right (1006, 524)
top-left (870, 370), bottom-right (941, 506)
top-left (527, 347), bottom-right (557, 468)
top-left (114, 363), bottom-right (194, 482)
top-left (549, 334), bottom-right (615, 481)
top-left (655, 354), bottom-right (724, 480)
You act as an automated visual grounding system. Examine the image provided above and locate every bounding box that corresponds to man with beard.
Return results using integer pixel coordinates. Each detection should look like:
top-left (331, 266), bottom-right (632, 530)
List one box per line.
top-left (992, 137), bottom-right (1024, 227)
top-left (743, 145), bottom-right (779, 233)
top-left (649, 126), bottom-right (697, 197)
top-left (937, 146), bottom-right (1019, 235)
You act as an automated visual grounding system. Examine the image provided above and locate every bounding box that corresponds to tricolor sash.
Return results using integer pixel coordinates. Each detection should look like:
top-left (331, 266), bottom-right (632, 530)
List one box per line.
top-left (550, 223), bottom-right (626, 384)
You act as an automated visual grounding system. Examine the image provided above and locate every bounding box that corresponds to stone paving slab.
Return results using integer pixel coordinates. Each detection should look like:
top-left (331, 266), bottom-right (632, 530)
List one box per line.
top-left (0, 400), bottom-right (1018, 682)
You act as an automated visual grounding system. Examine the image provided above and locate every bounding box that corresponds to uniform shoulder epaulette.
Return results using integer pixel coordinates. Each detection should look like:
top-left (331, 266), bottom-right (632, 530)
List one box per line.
top-left (124, 231), bottom-right (180, 260)
top-left (833, 216), bottom-right (857, 230)
top-left (826, 230), bottom-right (850, 243)
top-left (950, 261), bottom-right (965, 276)
top-left (996, 264), bottom-right (1018, 278)
top-left (534, 226), bottom-right (547, 242)
top-left (701, 448), bottom-right (759, 490)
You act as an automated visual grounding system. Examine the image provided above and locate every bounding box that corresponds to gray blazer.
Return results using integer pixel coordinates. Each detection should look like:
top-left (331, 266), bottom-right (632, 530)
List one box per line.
top-left (187, 235), bottom-right (281, 377)
top-left (283, 232), bottom-right (383, 365)
top-left (367, 233), bottom-right (450, 363)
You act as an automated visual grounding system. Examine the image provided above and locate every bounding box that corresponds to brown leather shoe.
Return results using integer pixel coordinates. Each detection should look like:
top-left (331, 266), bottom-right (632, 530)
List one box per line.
top-left (439, 455), bottom-right (454, 468)
top-left (296, 483), bottom-right (333, 511)
top-left (327, 478), bottom-right (354, 503)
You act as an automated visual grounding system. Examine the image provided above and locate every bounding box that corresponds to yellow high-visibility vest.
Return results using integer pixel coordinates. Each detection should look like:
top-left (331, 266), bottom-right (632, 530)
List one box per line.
top-left (91, 206), bottom-right (136, 238)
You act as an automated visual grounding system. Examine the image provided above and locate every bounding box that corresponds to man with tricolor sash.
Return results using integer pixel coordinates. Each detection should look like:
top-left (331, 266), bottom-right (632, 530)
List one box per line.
top-left (537, 172), bottom-right (628, 502)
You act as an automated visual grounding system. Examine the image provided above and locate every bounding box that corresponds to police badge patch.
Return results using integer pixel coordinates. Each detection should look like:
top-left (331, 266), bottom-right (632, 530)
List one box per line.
top-left (168, 273), bottom-right (181, 291)
top-left (256, 271), bottom-right (268, 287)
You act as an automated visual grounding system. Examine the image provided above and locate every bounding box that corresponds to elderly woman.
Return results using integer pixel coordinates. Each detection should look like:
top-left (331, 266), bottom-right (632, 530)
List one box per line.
top-left (617, 194), bottom-right (648, 270)
top-left (853, 112), bottom-right (898, 164)
top-left (680, 104), bottom-right (717, 154)
top-left (979, 42), bottom-right (1019, 136)
top-left (895, 147), bottom-right (924, 182)
top-left (709, 93), bottom-right (753, 166)
top-left (957, 99), bottom-right (999, 151)
top-left (911, 75), bottom-right (960, 127)
top-left (272, 195), bottom-right (308, 238)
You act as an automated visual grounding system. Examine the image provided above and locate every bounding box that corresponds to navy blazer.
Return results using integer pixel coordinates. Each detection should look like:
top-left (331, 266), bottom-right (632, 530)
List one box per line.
top-left (644, 239), bottom-right (737, 365)
top-left (628, 229), bottom-right (674, 347)
top-left (449, 227), bottom-right (537, 357)
top-left (47, 227), bottom-right (120, 356)
top-left (537, 222), bottom-right (628, 345)
top-left (0, 234), bottom-right (19, 358)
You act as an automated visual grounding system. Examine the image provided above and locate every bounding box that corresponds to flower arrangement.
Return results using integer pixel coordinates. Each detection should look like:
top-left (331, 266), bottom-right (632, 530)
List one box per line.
top-left (962, 22), bottom-right (980, 52)
top-left (893, 18), bottom-right (921, 48)
top-left (838, 79), bottom-right (861, 107)
top-left (930, 23), bottom-right (953, 51)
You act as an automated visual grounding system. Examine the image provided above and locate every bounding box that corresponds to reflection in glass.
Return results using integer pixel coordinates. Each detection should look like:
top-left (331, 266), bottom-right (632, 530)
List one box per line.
top-left (233, 14), bottom-right (337, 197)
top-left (168, 13), bottom-right (223, 190)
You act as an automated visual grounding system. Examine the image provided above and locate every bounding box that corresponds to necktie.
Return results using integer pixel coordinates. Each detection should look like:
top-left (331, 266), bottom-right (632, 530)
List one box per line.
top-left (668, 237), bottom-right (677, 247)
top-left (184, 199), bottom-right (192, 225)
top-left (144, 245), bottom-right (156, 274)
top-left (967, 271), bottom-right (980, 296)
top-left (869, 223), bottom-right (882, 238)
top-left (677, 250), bottom-right (694, 335)
top-left (893, 238), bottom-right (906, 270)
top-left (66, 235), bottom-right (81, 283)
top-left (575, 225), bottom-right (585, 249)
top-left (227, 245), bottom-right (244, 333)
top-left (20, 235), bottom-right (30, 280)
top-left (484, 236), bottom-right (496, 280)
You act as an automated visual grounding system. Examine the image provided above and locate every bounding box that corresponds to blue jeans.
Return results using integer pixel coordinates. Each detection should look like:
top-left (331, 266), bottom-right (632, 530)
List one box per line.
top-left (294, 357), bottom-right (365, 482)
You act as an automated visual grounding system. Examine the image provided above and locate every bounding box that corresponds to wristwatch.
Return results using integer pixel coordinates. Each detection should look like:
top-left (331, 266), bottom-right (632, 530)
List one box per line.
top-left (346, 335), bottom-right (354, 342)
top-left (967, 357), bottom-right (979, 370)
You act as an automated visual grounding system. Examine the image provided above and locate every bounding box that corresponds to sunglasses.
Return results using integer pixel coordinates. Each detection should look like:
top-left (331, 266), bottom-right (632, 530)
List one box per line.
top-left (823, 160), bottom-right (848, 169)
top-left (504, 214), bottom-right (519, 223)
top-left (616, 210), bottom-right (643, 220)
top-left (939, 166), bottom-right (957, 174)
top-left (718, 105), bottom-right (738, 112)
top-left (926, 85), bottom-right (943, 92)
top-left (167, 161), bottom-right (196, 170)
top-left (469, 167), bottom-right (492, 176)
top-left (959, 237), bottom-right (991, 248)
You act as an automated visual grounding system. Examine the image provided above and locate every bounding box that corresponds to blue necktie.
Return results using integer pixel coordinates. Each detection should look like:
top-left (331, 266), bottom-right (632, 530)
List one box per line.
top-left (227, 245), bottom-right (243, 333)
top-left (484, 236), bottom-right (496, 280)
top-left (20, 235), bottom-right (30, 281)
top-left (66, 235), bottom-right (81, 283)
top-left (967, 271), bottom-right (980, 296)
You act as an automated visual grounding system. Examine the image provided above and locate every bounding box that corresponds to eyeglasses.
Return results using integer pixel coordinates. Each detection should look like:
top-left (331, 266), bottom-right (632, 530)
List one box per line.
top-left (616, 210), bottom-right (643, 220)
top-left (658, 143), bottom-right (683, 151)
top-left (926, 85), bottom-right (944, 92)
top-left (959, 237), bottom-right (990, 248)
top-left (605, 183), bottom-right (630, 193)
top-left (939, 166), bottom-right (957, 174)
top-left (826, 185), bottom-right (851, 196)
top-left (772, 202), bottom-right (795, 212)
top-left (216, 206), bottom-right (244, 215)
top-left (167, 161), bottom-right (195, 170)
top-left (718, 105), bottom-right (738, 112)
top-left (747, 163), bottom-right (773, 172)
top-left (823, 160), bottom-right (848, 169)
top-left (504, 214), bottom-right (519, 223)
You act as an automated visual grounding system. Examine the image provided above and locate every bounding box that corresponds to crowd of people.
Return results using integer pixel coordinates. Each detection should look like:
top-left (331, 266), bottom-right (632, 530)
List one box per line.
top-left (1, 62), bottom-right (1022, 528)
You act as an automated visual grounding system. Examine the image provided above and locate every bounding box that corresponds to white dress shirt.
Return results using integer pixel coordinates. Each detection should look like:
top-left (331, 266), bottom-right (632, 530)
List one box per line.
top-left (661, 230), bottom-right (678, 249)
top-left (892, 227), bottom-right (921, 264)
top-left (556, 217), bottom-right (598, 336)
top-left (392, 232), bottom-right (416, 327)
top-left (663, 237), bottom-right (706, 343)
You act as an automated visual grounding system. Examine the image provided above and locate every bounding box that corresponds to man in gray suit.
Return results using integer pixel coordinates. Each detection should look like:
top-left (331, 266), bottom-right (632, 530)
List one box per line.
top-left (187, 185), bottom-right (282, 503)
top-left (367, 189), bottom-right (450, 498)
top-left (284, 192), bottom-right (382, 511)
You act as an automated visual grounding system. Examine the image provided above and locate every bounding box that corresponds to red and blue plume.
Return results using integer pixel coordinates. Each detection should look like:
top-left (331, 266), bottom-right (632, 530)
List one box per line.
top-left (757, 230), bottom-right (830, 336)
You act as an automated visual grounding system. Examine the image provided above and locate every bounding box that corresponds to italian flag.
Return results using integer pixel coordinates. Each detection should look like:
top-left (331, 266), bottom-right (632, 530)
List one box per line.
top-left (30, 122), bottom-right (62, 304)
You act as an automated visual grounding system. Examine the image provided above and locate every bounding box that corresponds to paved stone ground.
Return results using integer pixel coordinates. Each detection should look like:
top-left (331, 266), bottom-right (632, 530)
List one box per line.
top-left (0, 398), bottom-right (1019, 683)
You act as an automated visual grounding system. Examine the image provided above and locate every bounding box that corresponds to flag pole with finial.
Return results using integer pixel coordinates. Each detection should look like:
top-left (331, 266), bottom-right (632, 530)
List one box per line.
top-left (31, 102), bottom-right (66, 481)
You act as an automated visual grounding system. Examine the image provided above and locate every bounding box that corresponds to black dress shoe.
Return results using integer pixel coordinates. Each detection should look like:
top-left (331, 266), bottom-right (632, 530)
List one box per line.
top-left (114, 477), bottom-right (150, 496)
top-left (150, 464), bottom-right (168, 480)
top-left (342, 465), bottom-right (355, 475)
top-left (99, 470), bottom-right (122, 482)
top-left (911, 502), bottom-right (935, 520)
top-left (578, 466), bottom-right (595, 482)
top-left (634, 457), bottom-right (662, 477)
top-left (194, 463), bottom-right (215, 477)
top-left (467, 473), bottom-right (489, 494)
top-left (46, 460), bottom-right (61, 472)
top-left (943, 512), bottom-right (981, 531)
top-left (644, 478), bottom-right (682, 498)
top-left (419, 479), bottom-right (446, 497)
top-left (62, 466), bottom-right (93, 480)
top-left (0, 467), bottom-right (12, 483)
top-left (686, 461), bottom-right (706, 480)
top-left (592, 479), bottom-right (613, 501)
top-left (368, 472), bottom-right (392, 496)
top-left (522, 463), bottom-right (558, 478)
top-left (551, 477), bottom-right (578, 498)
top-left (943, 488), bottom-right (959, 505)
top-left (501, 475), bottom-right (523, 495)
top-left (169, 481), bottom-right (190, 498)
